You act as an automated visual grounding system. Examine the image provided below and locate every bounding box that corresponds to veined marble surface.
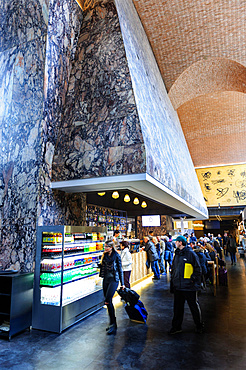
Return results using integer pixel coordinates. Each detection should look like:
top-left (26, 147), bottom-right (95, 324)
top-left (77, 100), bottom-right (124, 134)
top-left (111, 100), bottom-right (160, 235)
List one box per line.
top-left (52, 0), bottom-right (146, 180)
top-left (0, 0), bottom-right (85, 271)
top-left (115, 0), bottom-right (207, 216)
top-left (38, 0), bottom-right (84, 227)
top-left (0, 0), bottom-right (48, 53)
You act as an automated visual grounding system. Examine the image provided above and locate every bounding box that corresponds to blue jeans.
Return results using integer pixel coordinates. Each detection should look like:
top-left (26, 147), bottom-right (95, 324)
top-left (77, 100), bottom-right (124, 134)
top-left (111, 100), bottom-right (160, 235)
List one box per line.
top-left (159, 252), bottom-right (165, 272)
top-left (164, 251), bottom-right (173, 271)
top-left (230, 252), bottom-right (236, 264)
top-left (151, 260), bottom-right (160, 279)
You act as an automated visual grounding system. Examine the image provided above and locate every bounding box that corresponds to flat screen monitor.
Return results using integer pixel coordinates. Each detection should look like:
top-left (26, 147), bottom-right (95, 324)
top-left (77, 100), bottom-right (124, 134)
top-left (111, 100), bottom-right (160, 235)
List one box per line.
top-left (142, 215), bottom-right (161, 227)
top-left (204, 220), bottom-right (220, 230)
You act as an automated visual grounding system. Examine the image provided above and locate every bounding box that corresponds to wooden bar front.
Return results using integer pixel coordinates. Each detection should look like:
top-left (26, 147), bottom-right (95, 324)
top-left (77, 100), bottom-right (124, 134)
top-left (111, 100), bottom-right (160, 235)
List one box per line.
top-left (130, 251), bottom-right (152, 285)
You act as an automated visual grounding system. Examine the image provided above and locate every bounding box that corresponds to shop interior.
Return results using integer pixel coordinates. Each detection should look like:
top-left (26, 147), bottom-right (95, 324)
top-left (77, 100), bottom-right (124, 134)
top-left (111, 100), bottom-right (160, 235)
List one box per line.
top-left (86, 189), bottom-right (194, 241)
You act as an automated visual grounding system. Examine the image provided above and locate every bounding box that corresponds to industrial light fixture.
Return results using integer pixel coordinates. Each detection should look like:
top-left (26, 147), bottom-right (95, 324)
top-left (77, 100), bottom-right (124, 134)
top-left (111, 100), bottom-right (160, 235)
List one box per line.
top-left (133, 197), bottom-right (139, 205)
top-left (97, 192), bottom-right (106, 196)
top-left (141, 201), bottom-right (147, 208)
top-left (124, 194), bottom-right (131, 202)
top-left (112, 191), bottom-right (119, 199)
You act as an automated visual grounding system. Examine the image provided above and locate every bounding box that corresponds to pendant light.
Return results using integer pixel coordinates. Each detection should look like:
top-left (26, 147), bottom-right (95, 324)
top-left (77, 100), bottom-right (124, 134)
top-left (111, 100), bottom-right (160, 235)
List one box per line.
top-left (112, 191), bottom-right (119, 199)
top-left (141, 201), bottom-right (147, 208)
top-left (97, 192), bottom-right (106, 196)
top-left (124, 194), bottom-right (131, 202)
top-left (133, 197), bottom-right (139, 205)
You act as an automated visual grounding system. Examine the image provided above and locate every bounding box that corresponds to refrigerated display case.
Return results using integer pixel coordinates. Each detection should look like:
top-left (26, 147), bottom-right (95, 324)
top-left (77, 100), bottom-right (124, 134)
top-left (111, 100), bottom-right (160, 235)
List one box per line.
top-left (32, 226), bottom-right (107, 333)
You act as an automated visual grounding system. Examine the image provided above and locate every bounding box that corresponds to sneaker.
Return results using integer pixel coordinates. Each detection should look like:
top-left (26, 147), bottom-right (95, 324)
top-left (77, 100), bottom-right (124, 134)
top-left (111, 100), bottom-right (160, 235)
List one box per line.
top-left (168, 328), bottom-right (182, 335)
top-left (162, 272), bottom-right (167, 275)
top-left (152, 277), bottom-right (160, 280)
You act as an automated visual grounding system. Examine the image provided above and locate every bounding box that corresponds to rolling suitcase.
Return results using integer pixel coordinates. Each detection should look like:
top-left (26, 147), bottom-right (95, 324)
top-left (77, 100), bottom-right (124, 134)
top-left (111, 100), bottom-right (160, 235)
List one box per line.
top-left (125, 300), bottom-right (148, 323)
top-left (117, 287), bottom-right (148, 323)
top-left (117, 287), bottom-right (140, 305)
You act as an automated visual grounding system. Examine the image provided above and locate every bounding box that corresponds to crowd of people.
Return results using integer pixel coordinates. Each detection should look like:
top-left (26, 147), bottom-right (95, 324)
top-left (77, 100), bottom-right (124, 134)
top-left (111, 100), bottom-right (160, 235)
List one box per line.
top-left (98, 229), bottom-right (245, 336)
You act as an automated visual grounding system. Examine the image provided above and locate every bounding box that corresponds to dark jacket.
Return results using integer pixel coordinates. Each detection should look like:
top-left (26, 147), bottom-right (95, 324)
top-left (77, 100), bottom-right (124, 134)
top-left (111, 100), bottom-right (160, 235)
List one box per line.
top-left (144, 240), bottom-right (159, 262)
top-left (165, 241), bottom-right (174, 252)
top-left (190, 236), bottom-right (197, 243)
top-left (209, 250), bottom-right (216, 262)
top-left (213, 240), bottom-right (222, 259)
top-left (194, 248), bottom-right (210, 275)
top-left (99, 250), bottom-right (124, 285)
top-left (171, 246), bottom-right (202, 291)
top-left (227, 237), bottom-right (237, 253)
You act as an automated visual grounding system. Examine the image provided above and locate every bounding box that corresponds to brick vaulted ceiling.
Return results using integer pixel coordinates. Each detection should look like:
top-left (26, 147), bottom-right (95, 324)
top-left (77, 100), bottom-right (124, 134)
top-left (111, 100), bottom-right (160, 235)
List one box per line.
top-left (132, 0), bottom-right (246, 168)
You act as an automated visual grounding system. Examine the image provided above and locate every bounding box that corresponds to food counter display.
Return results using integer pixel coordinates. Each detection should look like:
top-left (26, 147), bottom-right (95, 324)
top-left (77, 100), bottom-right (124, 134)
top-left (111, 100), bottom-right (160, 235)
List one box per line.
top-left (32, 226), bottom-right (106, 333)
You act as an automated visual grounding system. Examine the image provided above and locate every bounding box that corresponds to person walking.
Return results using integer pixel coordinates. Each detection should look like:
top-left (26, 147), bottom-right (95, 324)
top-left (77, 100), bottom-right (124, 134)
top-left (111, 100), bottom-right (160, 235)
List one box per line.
top-left (99, 241), bottom-right (125, 335)
top-left (223, 233), bottom-right (228, 256)
top-left (143, 236), bottom-right (160, 280)
top-left (227, 234), bottom-right (237, 265)
top-left (120, 240), bottom-right (133, 288)
top-left (158, 236), bottom-right (165, 274)
top-left (164, 236), bottom-right (174, 273)
top-left (168, 235), bottom-right (203, 335)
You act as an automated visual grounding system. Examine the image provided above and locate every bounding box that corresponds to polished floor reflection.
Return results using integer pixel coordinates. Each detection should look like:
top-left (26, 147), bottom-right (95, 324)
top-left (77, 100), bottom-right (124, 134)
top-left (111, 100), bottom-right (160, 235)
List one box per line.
top-left (1, 255), bottom-right (246, 369)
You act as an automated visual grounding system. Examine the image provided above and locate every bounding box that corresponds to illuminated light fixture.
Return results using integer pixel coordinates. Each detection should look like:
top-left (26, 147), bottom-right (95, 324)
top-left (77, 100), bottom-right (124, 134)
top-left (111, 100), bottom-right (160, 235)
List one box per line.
top-left (112, 191), bottom-right (119, 199)
top-left (78, 0), bottom-right (96, 11)
top-left (141, 201), bottom-right (147, 208)
top-left (97, 192), bottom-right (106, 196)
top-left (124, 194), bottom-right (131, 202)
top-left (133, 197), bottom-right (139, 205)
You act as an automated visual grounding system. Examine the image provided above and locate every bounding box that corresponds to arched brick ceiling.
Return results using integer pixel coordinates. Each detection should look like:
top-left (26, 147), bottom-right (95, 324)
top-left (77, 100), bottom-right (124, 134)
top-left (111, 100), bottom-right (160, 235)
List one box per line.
top-left (133, 0), bottom-right (246, 91)
top-left (168, 58), bottom-right (246, 110)
top-left (177, 91), bottom-right (246, 168)
top-left (132, 0), bottom-right (246, 168)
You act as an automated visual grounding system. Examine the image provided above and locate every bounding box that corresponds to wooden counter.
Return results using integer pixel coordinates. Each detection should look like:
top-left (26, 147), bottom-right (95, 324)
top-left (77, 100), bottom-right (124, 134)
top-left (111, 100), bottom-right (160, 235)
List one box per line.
top-left (130, 250), bottom-right (152, 285)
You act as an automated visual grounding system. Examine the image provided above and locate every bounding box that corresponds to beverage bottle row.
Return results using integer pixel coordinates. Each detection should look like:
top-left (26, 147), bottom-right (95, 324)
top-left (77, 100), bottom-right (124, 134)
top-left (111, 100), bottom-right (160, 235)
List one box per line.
top-left (41, 255), bottom-right (101, 272)
top-left (40, 266), bottom-right (98, 286)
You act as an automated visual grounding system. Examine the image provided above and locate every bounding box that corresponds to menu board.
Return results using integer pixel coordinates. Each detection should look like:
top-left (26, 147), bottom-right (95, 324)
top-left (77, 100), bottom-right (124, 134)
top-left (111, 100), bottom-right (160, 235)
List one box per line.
top-left (196, 164), bottom-right (246, 207)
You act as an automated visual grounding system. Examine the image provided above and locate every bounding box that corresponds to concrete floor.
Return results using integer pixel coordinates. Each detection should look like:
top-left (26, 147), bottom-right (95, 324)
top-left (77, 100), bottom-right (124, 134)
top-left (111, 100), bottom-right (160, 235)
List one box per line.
top-left (1, 255), bottom-right (246, 369)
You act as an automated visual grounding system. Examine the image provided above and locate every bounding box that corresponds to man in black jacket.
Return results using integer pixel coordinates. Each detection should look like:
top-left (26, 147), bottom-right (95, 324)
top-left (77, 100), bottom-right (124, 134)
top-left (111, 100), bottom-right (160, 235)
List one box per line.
top-left (169, 235), bottom-right (203, 334)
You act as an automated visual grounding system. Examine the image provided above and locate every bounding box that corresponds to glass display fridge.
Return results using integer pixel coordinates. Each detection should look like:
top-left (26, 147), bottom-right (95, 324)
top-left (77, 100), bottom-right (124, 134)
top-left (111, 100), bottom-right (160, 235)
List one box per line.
top-left (33, 225), bottom-right (107, 333)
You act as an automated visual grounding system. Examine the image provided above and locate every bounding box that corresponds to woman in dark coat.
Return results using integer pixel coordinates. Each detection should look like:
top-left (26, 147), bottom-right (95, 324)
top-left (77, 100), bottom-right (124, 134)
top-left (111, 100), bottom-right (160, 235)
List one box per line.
top-left (227, 234), bottom-right (237, 265)
top-left (99, 241), bottom-right (125, 335)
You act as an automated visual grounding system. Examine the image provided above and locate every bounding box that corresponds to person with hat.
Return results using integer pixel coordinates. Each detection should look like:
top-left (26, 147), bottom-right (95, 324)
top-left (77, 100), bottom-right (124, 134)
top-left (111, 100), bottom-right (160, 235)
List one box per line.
top-left (168, 235), bottom-right (203, 335)
top-left (99, 240), bottom-right (125, 335)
